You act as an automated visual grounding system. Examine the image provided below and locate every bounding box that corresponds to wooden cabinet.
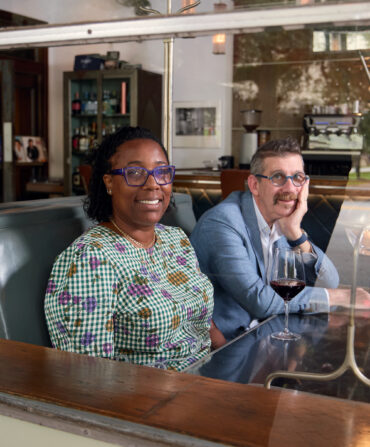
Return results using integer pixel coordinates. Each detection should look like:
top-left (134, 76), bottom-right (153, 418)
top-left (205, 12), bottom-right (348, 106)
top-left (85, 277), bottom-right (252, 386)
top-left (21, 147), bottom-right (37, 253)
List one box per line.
top-left (0, 57), bottom-right (49, 201)
top-left (63, 68), bottom-right (162, 195)
top-left (0, 9), bottom-right (48, 202)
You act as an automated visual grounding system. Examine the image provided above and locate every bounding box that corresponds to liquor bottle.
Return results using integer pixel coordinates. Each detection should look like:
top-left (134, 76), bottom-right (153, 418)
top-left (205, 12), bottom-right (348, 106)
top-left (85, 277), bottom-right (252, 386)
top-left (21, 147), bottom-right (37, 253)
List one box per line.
top-left (91, 92), bottom-right (98, 114)
top-left (89, 122), bottom-right (97, 149)
top-left (81, 91), bottom-right (88, 114)
top-left (109, 90), bottom-right (118, 114)
top-left (72, 168), bottom-right (81, 188)
top-left (121, 82), bottom-right (127, 114)
top-left (103, 90), bottom-right (111, 115)
top-left (72, 92), bottom-right (81, 115)
top-left (72, 127), bottom-right (80, 151)
top-left (86, 93), bottom-right (93, 115)
top-left (79, 127), bottom-right (89, 151)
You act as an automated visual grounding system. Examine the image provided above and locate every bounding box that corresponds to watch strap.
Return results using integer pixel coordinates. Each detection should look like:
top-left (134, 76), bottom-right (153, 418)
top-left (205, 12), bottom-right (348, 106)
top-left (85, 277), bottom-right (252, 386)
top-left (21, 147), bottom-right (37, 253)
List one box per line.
top-left (288, 231), bottom-right (308, 247)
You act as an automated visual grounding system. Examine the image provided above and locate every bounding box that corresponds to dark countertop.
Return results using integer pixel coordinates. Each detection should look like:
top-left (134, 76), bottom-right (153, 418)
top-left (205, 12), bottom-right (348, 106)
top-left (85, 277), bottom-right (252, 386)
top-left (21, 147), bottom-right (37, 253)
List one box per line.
top-left (186, 310), bottom-right (370, 404)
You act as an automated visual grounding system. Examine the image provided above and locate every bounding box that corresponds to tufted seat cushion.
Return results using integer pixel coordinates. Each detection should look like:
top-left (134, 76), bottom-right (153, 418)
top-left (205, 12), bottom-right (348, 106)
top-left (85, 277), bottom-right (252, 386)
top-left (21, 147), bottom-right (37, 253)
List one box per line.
top-left (302, 195), bottom-right (345, 252)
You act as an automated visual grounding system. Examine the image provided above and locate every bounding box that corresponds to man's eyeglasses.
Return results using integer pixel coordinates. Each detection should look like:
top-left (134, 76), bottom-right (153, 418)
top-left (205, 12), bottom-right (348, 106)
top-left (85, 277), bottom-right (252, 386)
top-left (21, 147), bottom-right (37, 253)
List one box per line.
top-left (255, 172), bottom-right (309, 187)
top-left (110, 165), bottom-right (176, 187)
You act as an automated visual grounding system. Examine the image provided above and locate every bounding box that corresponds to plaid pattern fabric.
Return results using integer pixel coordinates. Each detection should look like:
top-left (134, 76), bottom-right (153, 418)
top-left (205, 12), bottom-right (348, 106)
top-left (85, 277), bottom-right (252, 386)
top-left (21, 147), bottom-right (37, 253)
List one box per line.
top-left (45, 224), bottom-right (214, 371)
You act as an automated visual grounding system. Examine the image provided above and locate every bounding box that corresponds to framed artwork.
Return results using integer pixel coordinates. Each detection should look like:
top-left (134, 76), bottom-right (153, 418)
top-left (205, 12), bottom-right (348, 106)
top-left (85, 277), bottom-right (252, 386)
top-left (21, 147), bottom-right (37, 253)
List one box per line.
top-left (14, 136), bottom-right (47, 163)
top-left (173, 101), bottom-right (221, 148)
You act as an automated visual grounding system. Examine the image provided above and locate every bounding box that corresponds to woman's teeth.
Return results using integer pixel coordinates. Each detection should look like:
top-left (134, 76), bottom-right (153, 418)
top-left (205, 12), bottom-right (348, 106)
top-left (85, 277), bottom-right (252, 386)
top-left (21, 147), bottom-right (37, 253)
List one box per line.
top-left (139, 200), bottom-right (159, 204)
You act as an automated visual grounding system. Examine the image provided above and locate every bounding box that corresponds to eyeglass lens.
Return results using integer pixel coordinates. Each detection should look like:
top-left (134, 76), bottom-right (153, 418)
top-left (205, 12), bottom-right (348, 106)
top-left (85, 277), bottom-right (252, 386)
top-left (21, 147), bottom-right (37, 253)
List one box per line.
top-left (271, 173), bottom-right (306, 186)
top-left (125, 166), bottom-right (174, 185)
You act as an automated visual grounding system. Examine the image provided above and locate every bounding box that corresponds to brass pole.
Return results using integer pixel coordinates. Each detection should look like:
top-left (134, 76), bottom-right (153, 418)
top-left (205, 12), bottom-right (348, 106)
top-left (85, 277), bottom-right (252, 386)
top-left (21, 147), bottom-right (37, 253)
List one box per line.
top-left (140, 1), bottom-right (200, 162)
top-left (163, 32), bottom-right (173, 160)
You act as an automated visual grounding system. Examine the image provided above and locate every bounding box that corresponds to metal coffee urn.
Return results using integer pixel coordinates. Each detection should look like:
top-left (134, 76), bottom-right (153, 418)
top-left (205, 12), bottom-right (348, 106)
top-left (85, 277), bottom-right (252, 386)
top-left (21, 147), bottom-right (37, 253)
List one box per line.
top-left (239, 109), bottom-right (262, 169)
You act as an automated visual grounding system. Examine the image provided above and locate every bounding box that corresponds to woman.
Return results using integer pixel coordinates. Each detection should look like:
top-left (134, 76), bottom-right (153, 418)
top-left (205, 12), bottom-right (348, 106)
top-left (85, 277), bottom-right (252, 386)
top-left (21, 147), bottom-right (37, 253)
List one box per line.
top-left (45, 126), bottom-right (224, 371)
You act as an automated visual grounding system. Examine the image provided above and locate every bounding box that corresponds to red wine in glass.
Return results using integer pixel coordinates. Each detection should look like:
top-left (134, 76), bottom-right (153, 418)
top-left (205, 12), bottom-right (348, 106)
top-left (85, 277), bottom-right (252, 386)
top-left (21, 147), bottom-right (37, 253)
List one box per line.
top-left (270, 247), bottom-right (306, 341)
top-left (270, 279), bottom-right (306, 302)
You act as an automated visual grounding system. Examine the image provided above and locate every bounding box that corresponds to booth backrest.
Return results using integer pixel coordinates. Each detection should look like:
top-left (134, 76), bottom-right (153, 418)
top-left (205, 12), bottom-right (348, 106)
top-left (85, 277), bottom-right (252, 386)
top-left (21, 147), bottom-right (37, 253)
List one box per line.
top-left (0, 193), bottom-right (196, 347)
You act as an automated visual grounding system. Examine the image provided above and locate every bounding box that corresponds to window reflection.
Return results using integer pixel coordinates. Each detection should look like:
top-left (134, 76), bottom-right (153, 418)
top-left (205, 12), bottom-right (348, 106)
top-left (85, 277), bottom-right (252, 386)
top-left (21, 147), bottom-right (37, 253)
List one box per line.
top-left (313, 30), bottom-right (370, 52)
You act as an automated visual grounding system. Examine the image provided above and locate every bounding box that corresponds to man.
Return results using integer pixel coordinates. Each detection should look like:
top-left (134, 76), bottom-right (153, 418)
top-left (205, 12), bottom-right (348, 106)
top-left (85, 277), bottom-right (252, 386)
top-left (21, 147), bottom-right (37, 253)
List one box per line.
top-left (27, 138), bottom-right (39, 161)
top-left (190, 138), bottom-right (369, 340)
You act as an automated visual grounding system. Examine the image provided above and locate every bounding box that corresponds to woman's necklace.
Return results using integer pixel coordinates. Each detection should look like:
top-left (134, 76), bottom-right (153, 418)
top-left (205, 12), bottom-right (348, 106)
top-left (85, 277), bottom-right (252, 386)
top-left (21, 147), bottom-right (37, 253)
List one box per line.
top-left (110, 219), bottom-right (156, 249)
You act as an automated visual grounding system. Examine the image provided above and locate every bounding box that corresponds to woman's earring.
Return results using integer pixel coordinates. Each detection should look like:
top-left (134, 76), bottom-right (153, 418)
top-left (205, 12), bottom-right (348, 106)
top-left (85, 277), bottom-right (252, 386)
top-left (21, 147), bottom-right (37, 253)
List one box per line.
top-left (107, 189), bottom-right (112, 195)
top-left (169, 192), bottom-right (176, 209)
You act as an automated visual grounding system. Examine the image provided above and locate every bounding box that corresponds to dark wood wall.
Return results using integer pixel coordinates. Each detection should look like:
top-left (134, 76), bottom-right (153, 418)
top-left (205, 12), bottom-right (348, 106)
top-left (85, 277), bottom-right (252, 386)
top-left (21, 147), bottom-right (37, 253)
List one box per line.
top-left (0, 9), bottom-right (48, 201)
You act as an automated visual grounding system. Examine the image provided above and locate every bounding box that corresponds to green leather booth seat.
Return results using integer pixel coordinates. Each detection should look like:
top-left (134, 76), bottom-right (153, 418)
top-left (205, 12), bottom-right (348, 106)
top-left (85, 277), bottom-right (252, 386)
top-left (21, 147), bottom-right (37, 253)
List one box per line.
top-left (0, 191), bottom-right (367, 349)
top-left (173, 187), bottom-right (222, 220)
top-left (174, 188), bottom-right (369, 288)
top-left (0, 193), bottom-right (196, 347)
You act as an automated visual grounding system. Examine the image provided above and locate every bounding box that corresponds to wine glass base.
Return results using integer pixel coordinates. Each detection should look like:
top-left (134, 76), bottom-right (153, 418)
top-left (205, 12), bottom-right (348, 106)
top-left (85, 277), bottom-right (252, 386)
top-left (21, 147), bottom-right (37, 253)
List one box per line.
top-left (271, 331), bottom-right (301, 341)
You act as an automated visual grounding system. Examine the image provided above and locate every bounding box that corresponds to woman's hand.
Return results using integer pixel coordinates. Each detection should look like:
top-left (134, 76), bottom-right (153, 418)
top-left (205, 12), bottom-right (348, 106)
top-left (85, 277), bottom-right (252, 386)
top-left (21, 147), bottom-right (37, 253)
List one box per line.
top-left (210, 319), bottom-right (227, 350)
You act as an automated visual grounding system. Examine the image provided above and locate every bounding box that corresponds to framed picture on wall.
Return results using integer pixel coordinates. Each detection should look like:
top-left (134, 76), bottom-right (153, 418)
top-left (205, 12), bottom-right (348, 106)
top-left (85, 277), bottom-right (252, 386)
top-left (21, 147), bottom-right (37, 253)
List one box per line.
top-left (173, 101), bottom-right (221, 148)
top-left (14, 136), bottom-right (48, 163)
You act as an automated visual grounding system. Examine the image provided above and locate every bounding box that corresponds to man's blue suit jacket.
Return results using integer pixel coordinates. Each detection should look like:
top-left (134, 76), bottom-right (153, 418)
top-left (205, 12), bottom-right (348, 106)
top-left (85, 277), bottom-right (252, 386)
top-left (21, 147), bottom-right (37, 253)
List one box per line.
top-left (190, 191), bottom-right (339, 339)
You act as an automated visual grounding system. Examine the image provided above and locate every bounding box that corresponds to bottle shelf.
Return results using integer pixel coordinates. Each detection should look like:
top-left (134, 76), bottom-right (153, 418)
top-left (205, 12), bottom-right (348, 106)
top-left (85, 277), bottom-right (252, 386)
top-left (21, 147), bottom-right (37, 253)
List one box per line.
top-left (71, 114), bottom-right (98, 119)
top-left (64, 68), bottom-right (162, 196)
top-left (102, 113), bottom-right (130, 118)
top-left (72, 150), bottom-right (90, 156)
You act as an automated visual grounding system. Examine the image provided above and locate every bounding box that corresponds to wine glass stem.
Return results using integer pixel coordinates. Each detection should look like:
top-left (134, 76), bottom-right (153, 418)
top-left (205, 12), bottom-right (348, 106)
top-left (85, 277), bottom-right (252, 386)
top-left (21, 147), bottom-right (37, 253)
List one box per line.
top-left (284, 300), bottom-right (289, 334)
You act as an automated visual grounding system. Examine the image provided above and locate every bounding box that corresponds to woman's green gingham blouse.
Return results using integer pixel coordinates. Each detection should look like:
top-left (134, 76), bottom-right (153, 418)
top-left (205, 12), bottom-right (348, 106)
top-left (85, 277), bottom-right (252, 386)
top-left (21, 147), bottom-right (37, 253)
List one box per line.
top-left (44, 223), bottom-right (214, 371)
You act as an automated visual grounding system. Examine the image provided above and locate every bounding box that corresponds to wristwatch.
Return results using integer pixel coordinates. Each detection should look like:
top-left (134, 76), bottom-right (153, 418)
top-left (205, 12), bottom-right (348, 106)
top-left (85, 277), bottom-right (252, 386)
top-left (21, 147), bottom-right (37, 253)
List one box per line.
top-left (288, 230), bottom-right (308, 247)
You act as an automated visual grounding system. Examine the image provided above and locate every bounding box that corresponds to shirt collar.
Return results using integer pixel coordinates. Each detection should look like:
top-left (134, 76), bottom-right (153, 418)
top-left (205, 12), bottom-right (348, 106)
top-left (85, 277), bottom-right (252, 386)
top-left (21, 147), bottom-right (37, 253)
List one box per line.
top-left (253, 197), bottom-right (270, 236)
top-left (252, 196), bottom-right (283, 238)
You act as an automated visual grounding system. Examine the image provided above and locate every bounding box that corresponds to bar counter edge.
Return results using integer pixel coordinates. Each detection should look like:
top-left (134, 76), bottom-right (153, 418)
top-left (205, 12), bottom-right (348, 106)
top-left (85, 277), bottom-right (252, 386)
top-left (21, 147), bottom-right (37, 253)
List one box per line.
top-left (0, 339), bottom-right (369, 447)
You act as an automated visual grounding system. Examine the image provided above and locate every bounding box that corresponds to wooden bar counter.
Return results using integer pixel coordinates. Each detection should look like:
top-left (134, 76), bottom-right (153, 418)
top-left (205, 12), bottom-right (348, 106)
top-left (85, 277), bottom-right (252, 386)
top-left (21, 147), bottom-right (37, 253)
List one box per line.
top-left (174, 169), bottom-right (370, 198)
top-left (0, 339), bottom-right (369, 446)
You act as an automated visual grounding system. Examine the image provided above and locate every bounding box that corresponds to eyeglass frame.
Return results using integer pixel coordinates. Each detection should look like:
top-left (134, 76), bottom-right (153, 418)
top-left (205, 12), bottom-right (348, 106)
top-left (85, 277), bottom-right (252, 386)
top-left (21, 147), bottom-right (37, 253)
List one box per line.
top-left (109, 165), bottom-right (176, 187)
top-left (255, 172), bottom-right (309, 187)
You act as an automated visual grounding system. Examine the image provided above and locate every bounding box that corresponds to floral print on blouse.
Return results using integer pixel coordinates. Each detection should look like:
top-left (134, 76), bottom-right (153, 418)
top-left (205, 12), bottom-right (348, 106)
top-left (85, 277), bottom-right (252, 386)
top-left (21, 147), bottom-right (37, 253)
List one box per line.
top-left (44, 224), bottom-right (214, 371)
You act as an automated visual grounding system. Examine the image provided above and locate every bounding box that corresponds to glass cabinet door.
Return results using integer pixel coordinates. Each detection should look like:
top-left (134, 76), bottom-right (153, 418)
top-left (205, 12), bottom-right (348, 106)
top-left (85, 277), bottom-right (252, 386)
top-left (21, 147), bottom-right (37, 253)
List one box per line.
top-left (70, 77), bottom-right (98, 154)
top-left (101, 75), bottom-right (131, 136)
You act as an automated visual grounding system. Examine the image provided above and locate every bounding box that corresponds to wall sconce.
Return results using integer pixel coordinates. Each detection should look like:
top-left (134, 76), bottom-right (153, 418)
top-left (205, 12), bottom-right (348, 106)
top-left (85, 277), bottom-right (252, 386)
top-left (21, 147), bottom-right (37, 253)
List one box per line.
top-left (213, 2), bottom-right (227, 54)
top-left (213, 33), bottom-right (226, 54)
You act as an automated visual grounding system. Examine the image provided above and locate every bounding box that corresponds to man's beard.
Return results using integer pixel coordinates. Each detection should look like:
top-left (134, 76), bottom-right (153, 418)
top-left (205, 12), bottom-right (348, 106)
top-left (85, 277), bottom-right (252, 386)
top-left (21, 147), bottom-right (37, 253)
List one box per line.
top-left (273, 192), bottom-right (297, 206)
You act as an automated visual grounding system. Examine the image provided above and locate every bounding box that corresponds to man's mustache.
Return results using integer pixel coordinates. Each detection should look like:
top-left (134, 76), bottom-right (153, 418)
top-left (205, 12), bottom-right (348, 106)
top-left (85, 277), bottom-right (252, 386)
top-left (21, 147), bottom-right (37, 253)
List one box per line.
top-left (273, 193), bottom-right (297, 205)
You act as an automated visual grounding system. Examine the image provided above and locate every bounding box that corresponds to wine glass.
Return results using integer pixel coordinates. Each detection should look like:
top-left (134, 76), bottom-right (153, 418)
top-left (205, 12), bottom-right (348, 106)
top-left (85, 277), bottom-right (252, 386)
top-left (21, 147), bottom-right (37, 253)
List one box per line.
top-left (269, 247), bottom-right (306, 341)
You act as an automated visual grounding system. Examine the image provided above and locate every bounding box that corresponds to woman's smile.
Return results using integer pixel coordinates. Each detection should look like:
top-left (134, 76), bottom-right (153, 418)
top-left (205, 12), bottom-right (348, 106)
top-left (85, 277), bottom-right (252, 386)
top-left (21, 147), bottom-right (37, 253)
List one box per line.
top-left (135, 198), bottom-right (162, 208)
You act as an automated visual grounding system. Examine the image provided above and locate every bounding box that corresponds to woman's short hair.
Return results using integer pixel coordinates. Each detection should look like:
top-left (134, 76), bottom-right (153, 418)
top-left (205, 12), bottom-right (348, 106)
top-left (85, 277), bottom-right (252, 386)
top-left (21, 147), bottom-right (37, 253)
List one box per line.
top-left (84, 126), bottom-right (168, 222)
top-left (250, 137), bottom-right (303, 176)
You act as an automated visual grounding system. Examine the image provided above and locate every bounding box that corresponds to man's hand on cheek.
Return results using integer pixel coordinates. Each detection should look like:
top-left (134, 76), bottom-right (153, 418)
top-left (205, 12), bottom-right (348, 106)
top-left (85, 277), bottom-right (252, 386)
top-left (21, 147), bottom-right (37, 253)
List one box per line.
top-left (278, 181), bottom-right (309, 241)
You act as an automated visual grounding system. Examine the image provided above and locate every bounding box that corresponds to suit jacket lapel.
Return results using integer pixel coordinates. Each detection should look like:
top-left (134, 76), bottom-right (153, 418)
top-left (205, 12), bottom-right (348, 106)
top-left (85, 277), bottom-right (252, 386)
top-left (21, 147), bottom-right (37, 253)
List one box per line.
top-left (240, 191), bottom-right (266, 281)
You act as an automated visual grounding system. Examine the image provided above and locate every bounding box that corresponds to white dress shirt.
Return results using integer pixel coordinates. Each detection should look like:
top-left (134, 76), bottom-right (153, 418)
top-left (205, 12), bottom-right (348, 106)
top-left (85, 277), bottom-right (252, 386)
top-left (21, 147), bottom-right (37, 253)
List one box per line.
top-left (252, 197), bottom-right (330, 309)
top-left (252, 197), bottom-right (283, 282)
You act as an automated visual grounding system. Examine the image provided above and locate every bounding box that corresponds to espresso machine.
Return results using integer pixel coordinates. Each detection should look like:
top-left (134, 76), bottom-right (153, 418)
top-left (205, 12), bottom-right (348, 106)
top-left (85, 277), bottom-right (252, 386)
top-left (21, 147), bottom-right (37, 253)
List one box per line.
top-left (239, 109), bottom-right (261, 169)
top-left (303, 113), bottom-right (363, 176)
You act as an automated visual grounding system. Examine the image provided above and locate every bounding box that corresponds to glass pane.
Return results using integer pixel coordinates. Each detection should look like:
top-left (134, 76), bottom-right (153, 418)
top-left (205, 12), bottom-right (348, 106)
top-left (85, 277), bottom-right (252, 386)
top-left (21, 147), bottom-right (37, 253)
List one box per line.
top-left (102, 75), bottom-right (131, 133)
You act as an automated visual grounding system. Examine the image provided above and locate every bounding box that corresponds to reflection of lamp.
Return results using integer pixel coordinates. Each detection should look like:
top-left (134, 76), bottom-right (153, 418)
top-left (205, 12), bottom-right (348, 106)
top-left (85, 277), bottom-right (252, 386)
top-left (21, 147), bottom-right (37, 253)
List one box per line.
top-left (181, 0), bottom-right (197, 14)
top-left (213, 2), bottom-right (227, 55)
top-left (213, 33), bottom-right (226, 54)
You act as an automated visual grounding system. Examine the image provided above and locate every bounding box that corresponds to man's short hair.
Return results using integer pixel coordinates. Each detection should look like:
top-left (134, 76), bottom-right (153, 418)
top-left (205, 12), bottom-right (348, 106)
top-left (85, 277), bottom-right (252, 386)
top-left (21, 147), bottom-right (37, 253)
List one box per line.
top-left (250, 137), bottom-right (303, 175)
